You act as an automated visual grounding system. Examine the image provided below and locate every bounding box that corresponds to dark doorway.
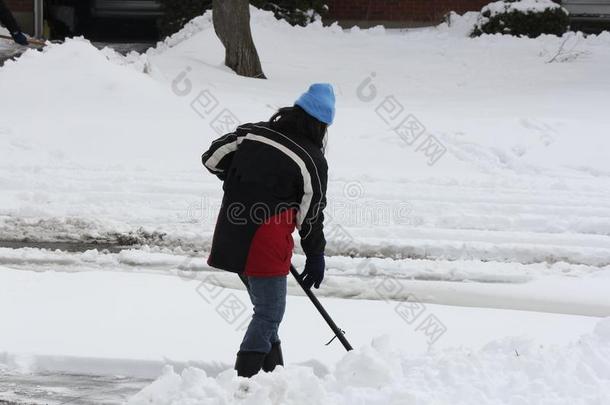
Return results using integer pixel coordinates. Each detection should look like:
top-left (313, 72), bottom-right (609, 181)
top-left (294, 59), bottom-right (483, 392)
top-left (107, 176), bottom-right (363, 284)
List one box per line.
top-left (45, 0), bottom-right (162, 42)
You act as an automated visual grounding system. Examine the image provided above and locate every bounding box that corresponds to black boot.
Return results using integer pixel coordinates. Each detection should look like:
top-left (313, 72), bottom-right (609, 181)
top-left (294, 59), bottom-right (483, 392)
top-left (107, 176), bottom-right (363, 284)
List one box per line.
top-left (263, 342), bottom-right (284, 373)
top-left (235, 351), bottom-right (266, 378)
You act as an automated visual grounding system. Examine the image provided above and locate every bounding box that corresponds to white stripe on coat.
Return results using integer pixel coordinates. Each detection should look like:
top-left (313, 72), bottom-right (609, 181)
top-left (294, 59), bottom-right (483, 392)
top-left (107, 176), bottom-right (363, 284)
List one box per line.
top-left (203, 138), bottom-right (243, 172)
top-left (243, 134), bottom-right (313, 229)
top-left (252, 125), bottom-right (324, 239)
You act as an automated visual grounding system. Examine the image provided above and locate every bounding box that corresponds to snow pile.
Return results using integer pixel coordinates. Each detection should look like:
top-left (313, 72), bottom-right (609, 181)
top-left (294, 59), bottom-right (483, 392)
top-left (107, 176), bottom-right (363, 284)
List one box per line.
top-left (151, 6), bottom-right (345, 54)
top-left (129, 322), bottom-right (610, 405)
top-left (436, 11), bottom-right (480, 37)
top-left (153, 10), bottom-right (214, 52)
top-left (100, 46), bottom-right (152, 74)
top-left (0, 37), bottom-right (199, 171)
top-left (481, 0), bottom-right (565, 17)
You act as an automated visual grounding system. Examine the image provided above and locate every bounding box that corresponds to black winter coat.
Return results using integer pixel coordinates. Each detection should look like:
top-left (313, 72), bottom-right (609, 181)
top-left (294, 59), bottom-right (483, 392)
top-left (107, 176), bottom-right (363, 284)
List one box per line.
top-left (202, 121), bottom-right (328, 276)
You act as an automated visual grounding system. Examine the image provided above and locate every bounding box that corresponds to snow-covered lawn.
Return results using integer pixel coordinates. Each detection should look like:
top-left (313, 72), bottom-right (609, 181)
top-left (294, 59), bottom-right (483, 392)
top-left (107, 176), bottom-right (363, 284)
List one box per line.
top-left (1, 7), bottom-right (610, 404)
top-left (1, 11), bottom-right (609, 270)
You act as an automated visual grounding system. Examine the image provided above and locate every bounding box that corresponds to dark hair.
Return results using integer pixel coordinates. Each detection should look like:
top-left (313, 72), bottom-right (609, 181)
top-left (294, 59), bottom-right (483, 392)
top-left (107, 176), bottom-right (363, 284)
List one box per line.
top-left (269, 106), bottom-right (327, 149)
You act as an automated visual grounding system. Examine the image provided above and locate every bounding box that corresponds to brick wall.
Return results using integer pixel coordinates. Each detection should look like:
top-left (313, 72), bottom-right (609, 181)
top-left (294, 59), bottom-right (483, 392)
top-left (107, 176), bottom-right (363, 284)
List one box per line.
top-left (6, 1), bottom-right (489, 30)
top-left (5, 0), bottom-right (33, 12)
top-left (327, 0), bottom-right (488, 24)
top-left (5, 0), bottom-right (487, 26)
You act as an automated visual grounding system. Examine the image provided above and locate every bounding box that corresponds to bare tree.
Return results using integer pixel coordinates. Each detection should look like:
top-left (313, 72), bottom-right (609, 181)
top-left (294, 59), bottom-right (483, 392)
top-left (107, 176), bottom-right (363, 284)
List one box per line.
top-left (212, 0), bottom-right (266, 79)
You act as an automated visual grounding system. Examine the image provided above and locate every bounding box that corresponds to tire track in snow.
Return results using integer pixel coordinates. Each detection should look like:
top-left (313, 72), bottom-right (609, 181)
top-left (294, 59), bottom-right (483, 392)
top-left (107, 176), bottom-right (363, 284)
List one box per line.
top-left (0, 246), bottom-right (608, 317)
top-left (2, 168), bottom-right (610, 267)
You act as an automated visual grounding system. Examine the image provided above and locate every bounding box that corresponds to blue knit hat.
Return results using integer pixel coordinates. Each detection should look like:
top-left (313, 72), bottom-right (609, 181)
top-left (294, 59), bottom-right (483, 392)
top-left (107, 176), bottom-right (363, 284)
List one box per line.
top-left (294, 83), bottom-right (336, 125)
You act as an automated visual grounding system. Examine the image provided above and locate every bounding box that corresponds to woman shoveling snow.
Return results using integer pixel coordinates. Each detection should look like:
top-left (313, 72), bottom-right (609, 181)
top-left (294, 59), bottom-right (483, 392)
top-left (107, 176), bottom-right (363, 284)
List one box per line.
top-left (201, 83), bottom-right (335, 377)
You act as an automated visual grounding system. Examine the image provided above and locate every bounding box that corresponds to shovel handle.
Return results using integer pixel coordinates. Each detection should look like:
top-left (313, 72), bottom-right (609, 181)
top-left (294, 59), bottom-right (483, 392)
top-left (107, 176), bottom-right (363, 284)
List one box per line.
top-left (290, 265), bottom-right (353, 351)
top-left (0, 34), bottom-right (46, 47)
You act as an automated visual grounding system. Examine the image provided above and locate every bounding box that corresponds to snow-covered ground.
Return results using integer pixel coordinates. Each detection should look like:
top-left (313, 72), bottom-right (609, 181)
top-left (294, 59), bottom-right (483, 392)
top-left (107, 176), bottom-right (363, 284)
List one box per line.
top-left (1, 7), bottom-right (610, 404)
top-left (2, 11), bottom-right (610, 268)
top-left (0, 266), bottom-right (608, 404)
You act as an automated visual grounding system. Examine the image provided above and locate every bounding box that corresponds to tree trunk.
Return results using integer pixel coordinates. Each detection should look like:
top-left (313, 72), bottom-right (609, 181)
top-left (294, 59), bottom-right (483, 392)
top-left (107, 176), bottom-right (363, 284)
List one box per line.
top-left (212, 0), bottom-right (266, 79)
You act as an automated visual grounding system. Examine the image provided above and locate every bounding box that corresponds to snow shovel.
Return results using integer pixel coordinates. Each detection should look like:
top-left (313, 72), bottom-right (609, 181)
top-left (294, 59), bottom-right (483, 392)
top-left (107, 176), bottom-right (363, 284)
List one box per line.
top-left (289, 264), bottom-right (353, 351)
top-left (0, 34), bottom-right (46, 47)
top-left (238, 266), bottom-right (353, 352)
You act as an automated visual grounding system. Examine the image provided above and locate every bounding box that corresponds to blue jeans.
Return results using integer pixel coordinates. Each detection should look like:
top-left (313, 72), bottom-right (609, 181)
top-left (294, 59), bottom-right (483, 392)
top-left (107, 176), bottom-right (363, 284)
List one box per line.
top-left (239, 275), bottom-right (287, 353)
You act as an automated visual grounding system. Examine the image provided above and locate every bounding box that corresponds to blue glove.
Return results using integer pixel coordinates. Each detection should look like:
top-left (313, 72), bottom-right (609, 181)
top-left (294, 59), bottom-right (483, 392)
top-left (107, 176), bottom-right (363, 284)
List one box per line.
top-left (300, 254), bottom-right (325, 289)
top-left (11, 31), bottom-right (28, 46)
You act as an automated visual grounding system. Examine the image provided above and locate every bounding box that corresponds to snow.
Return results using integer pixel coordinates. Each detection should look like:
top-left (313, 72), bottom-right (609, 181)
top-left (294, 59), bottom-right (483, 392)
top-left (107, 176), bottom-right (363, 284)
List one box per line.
top-left (1, 5), bottom-right (610, 404)
top-left (0, 266), bottom-right (607, 405)
top-left (482, 0), bottom-right (565, 17)
top-left (2, 9), bottom-right (610, 268)
top-left (1, 246), bottom-right (609, 317)
top-left (437, 12), bottom-right (480, 36)
top-left (0, 28), bottom-right (26, 65)
top-left (128, 325), bottom-right (610, 405)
